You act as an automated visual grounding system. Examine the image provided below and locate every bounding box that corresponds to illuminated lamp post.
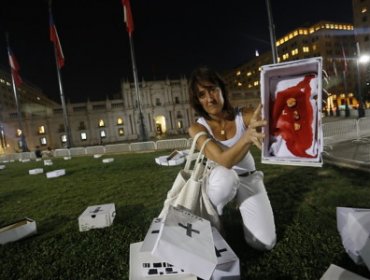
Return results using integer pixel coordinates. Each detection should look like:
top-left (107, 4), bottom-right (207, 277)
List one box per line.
top-left (355, 42), bottom-right (369, 118)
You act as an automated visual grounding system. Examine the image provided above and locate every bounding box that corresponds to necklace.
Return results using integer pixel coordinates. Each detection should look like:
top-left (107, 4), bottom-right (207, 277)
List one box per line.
top-left (220, 120), bottom-right (226, 135)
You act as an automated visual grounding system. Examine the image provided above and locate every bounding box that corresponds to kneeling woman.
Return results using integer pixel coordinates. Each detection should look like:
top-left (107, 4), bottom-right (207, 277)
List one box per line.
top-left (188, 66), bottom-right (276, 250)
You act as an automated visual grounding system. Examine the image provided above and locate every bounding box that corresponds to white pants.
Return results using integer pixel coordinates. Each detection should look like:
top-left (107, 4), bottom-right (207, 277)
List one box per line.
top-left (206, 167), bottom-right (276, 251)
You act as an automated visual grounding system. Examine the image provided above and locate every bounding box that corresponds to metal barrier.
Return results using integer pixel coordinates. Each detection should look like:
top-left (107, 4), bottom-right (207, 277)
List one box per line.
top-left (156, 138), bottom-right (188, 150)
top-left (105, 143), bottom-right (130, 154)
top-left (322, 119), bottom-right (357, 148)
top-left (130, 141), bottom-right (156, 152)
top-left (85, 145), bottom-right (106, 155)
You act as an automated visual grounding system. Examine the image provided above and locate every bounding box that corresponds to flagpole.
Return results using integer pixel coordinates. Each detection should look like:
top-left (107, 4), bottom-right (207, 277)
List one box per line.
top-left (49, 1), bottom-right (72, 148)
top-left (6, 34), bottom-right (28, 152)
top-left (53, 47), bottom-right (72, 148)
top-left (266, 0), bottom-right (278, 64)
top-left (128, 36), bottom-right (147, 141)
top-left (122, 0), bottom-right (147, 141)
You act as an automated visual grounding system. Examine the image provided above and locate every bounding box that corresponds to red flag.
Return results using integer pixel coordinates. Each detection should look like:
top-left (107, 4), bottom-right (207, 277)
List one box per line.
top-left (7, 47), bottom-right (23, 87)
top-left (49, 12), bottom-right (65, 69)
top-left (122, 0), bottom-right (134, 35)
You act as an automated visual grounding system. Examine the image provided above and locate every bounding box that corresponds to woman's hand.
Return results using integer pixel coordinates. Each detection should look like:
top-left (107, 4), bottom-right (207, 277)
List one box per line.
top-left (245, 104), bottom-right (267, 149)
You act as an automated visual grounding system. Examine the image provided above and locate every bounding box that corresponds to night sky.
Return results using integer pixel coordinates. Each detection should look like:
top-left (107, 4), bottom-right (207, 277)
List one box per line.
top-left (0, 0), bottom-right (353, 103)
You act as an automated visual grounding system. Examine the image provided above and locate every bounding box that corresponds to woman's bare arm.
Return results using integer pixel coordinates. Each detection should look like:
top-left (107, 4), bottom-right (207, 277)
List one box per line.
top-left (188, 104), bottom-right (266, 169)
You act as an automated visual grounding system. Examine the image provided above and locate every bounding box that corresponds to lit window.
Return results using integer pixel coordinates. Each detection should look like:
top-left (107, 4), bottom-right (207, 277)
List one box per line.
top-left (362, 8), bottom-right (367, 13)
top-left (16, 129), bottom-right (22, 137)
top-left (246, 71), bottom-right (252, 77)
top-left (99, 119), bottom-right (105, 127)
top-left (237, 82), bottom-right (242, 86)
top-left (61, 135), bottom-right (67, 143)
top-left (236, 71), bottom-right (241, 76)
top-left (177, 120), bottom-right (183, 129)
top-left (253, 81), bottom-right (259, 86)
top-left (303, 46), bottom-right (310, 53)
top-left (118, 128), bottom-right (124, 136)
top-left (80, 132), bottom-right (87, 141)
top-left (117, 117), bottom-right (123, 125)
top-left (40, 137), bottom-right (47, 145)
top-left (291, 48), bottom-right (299, 56)
top-left (38, 125), bottom-right (45, 135)
top-left (100, 130), bottom-right (106, 138)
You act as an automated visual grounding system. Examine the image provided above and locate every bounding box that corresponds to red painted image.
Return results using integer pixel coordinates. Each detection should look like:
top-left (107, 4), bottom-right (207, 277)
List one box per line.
top-left (270, 74), bottom-right (316, 158)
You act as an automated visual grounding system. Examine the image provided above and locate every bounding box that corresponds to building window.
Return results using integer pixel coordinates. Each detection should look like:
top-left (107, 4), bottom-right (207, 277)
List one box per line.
top-left (78, 121), bottom-right (86, 130)
top-left (58, 124), bottom-right (65, 133)
top-left (61, 134), bottom-right (67, 143)
top-left (177, 120), bottom-right (183, 129)
top-left (99, 119), bottom-right (105, 127)
top-left (100, 130), bottom-right (106, 138)
top-left (40, 137), bottom-right (47, 146)
top-left (117, 117), bottom-right (123, 125)
top-left (38, 125), bottom-right (45, 135)
top-left (80, 132), bottom-right (87, 141)
top-left (16, 129), bottom-right (22, 137)
top-left (155, 98), bottom-right (161, 106)
top-left (118, 128), bottom-right (124, 136)
top-left (175, 97), bottom-right (180, 104)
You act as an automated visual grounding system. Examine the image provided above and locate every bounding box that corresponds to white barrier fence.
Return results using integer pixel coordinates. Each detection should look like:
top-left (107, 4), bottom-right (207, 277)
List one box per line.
top-left (2, 117), bottom-right (370, 162)
top-left (0, 137), bottom-right (192, 161)
top-left (323, 117), bottom-right (370, 149)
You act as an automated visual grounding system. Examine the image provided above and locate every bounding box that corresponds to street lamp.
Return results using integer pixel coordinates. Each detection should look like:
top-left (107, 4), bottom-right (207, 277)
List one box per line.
top-left (355, 43), bottom-right (367, 118)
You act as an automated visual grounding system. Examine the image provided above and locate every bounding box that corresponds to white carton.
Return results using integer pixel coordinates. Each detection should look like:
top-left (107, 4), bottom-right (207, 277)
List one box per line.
top-left (93, 154), bottom-right (102, 158)
top-left (211, 227), bottom-right (240, 280)
top-left (78, 203), bottom-right (116, 232)
top-left (337, 207), bottom-right (370, 265)
top-left (0, 165), bottom-right (5, 170)
top-left (130, 241), bottom-right (196, 279)
top-left (29, 168), bottom-right (44, 175)
top-left (46, 169), bottom-right (66, 179)
top-left (320, 264), bottom-right (369, 280)
top-left (102, 158), bottom-right (114, 163)
top-left (260, 57), bottom-right (323, 167)
top-left (152, 206), bottom-right (217, 280)
top-left (155, 150), bottom-right (187, 166)
top-left (44, 159), bottom-right (53, 166)
top-left (64, 156), bottom-right (72, 160)
top-left (0, 218), bottom-right (37, 245)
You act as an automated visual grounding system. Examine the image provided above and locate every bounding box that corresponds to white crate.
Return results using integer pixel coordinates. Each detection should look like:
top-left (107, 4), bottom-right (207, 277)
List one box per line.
top-left (0, 165), bottom-right (5, 170)
top-left (0, 218), bottom-right (37, 245)
top-left (211, 227), bottom-right (240, 280)
top-left (78, 203), bottom-right (116, 232)
top-left (320, 264), bottom-right (369, 280)
top-left (260, 57), bottom-right (323, 167)
top-left (46, 169), bottom-right (66, 179)
top-left (130, 241), bottom-right (196, 280)
top-left (152, 206), bottom-right (217, 280)
top-left (29, 168), bottom-right (44, 175)
top-left (44, 159), bottom-right (53, 166)
top-left (102, 158), bottom-right (114, 163)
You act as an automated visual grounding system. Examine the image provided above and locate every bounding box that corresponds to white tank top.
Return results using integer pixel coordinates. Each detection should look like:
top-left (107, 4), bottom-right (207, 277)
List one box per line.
top-left (197, 110), bottom-right (256, 174)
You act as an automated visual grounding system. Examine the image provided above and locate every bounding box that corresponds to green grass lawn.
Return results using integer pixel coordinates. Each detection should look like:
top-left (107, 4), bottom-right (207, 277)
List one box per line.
top-left (0, 149), bottom-right (369, 280)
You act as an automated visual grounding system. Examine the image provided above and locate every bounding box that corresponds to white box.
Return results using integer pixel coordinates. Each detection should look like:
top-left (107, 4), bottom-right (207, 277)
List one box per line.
top-left (141, 217), bottom-right (164, 253)
top-left (46, 169), bottom-right (66, 179)
top-left (337, 207), bottom-right (370, 265)
top-left (93, 154), bottom-right (102, 158)
top-left (152, 206), bottom-right (217, 280)
top-left (155, 150), bottom-right (187, 166)
top-left (0, 218), bottom-right (37, 245)
top-left (260, 57), bottom-right (323, 167)
top-left (44, 159), bottom-right (53, 166)
top-left (20, 159), bottom-right (31, 163)
top-left (0, 165), bottom-right (5, 170)
top-left (211, 227), bottom-right (240, 280)
top-left (130, 241), bottom-right (196, 279)
top-left (320, 264), bottom-right (369, 280)
top-left (29, 168), bottom-right (44, 175)
top-left (64, 156), bottom-right (72, 160)
top-left (102, 158), bottom-right (114, 163)
top-left (78, 203), bottom-right (116, 232)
